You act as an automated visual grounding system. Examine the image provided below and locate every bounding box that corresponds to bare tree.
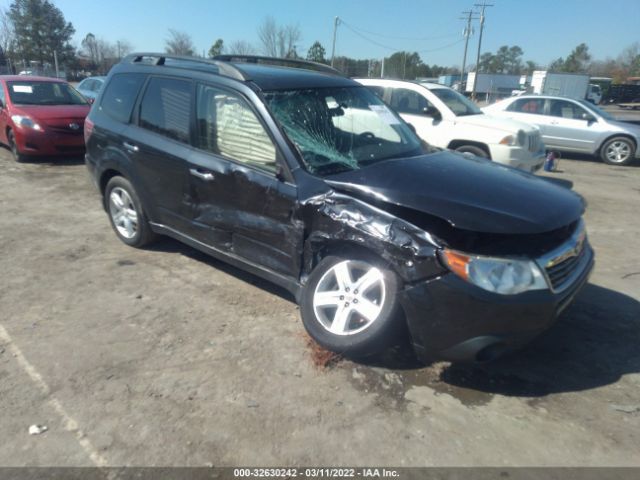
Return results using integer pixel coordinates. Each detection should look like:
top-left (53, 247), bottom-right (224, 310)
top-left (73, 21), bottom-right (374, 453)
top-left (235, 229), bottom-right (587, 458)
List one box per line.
top-left (0, 8), bottom-right (15, 61)
top-left (165, 29), bottom-right (195, 56)
top-left (80, 34), bottom-right (132, 73)
top-left (257, 17), bottom-right (300, 57)
top-left (257, 17), bottom-right (278, 56)
top-left (81, 33), bottom-right (99, 65)
top-left (227, 40), bottom-right (256, 55)
top-left (115, 39), bottom-right (133, 58)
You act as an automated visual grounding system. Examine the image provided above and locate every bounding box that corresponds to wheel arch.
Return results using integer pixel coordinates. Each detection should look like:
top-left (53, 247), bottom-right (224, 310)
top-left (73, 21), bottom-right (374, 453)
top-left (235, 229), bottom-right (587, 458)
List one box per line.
top-left (99, 168), bottom-right (125, 196)
top-left (447, 139), bottom-right (491, 158)
top-left (597, 133), bottom-right (637, 155)
top-left (304, 238), bottom-right (393, 276)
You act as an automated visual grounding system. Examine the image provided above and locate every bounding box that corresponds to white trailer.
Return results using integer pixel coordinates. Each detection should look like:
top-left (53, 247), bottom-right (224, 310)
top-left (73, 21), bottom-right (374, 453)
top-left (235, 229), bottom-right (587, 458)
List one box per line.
top-left (530, 71), bottom-right (601, 103)
top-left (465, 73), bottom-right (521, 96)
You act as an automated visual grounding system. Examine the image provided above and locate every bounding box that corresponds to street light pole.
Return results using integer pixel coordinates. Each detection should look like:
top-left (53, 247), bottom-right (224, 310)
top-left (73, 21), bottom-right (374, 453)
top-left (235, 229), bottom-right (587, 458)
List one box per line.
top-left (471, 2), bottom-right (493, 101)
top-left (330, 16), bottom-right (340, 68)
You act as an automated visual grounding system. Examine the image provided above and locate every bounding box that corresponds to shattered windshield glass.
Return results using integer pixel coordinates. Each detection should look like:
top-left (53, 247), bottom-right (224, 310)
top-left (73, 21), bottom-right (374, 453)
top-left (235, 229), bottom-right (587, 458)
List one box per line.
top-left (263, 86), bottom-right (424, 176)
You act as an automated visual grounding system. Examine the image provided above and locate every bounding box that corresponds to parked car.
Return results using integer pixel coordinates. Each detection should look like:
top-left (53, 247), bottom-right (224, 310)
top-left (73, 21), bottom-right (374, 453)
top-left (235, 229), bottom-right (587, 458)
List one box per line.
top-left (0, 76), bottom-right (91, 162)
top-left (356, 78), bottom-right (546, 172)
top-left (76, 76), bottom-right (106, 103)
top-left (86, 54), bottom-right (593, 363)
top-left (484, 95), bottom-right (640, 165)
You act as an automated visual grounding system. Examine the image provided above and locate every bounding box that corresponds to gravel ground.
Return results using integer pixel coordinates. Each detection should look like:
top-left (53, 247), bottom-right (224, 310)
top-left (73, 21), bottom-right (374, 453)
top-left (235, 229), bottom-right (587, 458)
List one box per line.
top-left (0, 143), bottom-right (639, 467)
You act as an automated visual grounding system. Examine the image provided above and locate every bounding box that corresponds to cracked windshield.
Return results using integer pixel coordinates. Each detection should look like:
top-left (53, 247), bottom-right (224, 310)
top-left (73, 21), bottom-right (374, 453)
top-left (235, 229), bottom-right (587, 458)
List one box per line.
top-left (264, 87), bottom-right (423, 176)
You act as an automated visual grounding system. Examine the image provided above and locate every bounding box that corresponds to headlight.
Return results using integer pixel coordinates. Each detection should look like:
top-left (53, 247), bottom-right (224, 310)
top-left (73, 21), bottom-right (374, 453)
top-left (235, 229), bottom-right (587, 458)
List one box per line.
top-left (11, 115), bottom-right (42, 131)
top-left (440, 249), bottom-right (548, 295)
top-left (499, 130), bottom-right (526, 147)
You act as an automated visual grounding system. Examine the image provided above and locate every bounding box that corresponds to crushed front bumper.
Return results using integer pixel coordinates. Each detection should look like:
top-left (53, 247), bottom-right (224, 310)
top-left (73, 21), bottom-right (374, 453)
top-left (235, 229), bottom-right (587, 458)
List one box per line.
top-left (399, 244), bottom-right (594, 363)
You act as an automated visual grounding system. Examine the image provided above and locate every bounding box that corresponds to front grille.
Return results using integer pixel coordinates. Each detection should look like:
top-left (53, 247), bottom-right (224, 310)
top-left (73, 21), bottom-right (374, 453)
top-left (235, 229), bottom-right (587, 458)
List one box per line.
top-left (545, 241), bottom-right (588, 290)
top-left (50, 125), bottom-right (83, 135)
top-left (527, 132), bottom-right (541, 152)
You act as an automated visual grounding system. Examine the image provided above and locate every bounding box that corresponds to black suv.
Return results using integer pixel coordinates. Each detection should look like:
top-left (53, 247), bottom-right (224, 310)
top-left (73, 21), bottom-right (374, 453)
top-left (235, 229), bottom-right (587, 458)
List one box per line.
top-left (85, 54), bottom-right (594, 362)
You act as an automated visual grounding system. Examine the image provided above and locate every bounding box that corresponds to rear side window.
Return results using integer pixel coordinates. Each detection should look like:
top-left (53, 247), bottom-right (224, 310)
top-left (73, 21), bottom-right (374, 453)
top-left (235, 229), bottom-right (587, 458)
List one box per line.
top-left (508, 98), bottom-right (545, 115)
top-left (139, 77), bottom-right (191, 144)
top-left (390, 88), bottom-right (431, 115)
top-left (100, 74), bottom-right (146, 123)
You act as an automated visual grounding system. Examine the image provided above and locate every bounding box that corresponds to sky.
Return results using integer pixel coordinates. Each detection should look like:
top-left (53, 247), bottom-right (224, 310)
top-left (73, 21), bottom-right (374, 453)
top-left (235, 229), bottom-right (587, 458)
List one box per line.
top-left (3, 0), bottom-right (639, 67)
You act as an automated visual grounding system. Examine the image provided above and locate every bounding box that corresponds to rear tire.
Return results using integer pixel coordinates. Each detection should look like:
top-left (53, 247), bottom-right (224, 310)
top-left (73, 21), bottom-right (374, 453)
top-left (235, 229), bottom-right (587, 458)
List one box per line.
top-left (455, 144), bottom-right (489, 158)
top-left (104, 176), bottom-right (156, 248)
top-left (300, 254), bottom-right (403, 357)
top-left (7, 129), bottom-right (26, 163)
top-left (600, 137), bottom-right (635, 166)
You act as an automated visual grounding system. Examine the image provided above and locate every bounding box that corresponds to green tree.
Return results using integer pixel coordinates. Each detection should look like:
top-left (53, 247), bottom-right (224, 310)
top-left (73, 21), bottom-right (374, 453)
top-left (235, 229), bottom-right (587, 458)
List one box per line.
top-left (563, 43), bottom-right (591, 72)
top-left (8, 0), bottom-right (75, 66)
top-left (382, 51), bottom-right (429, 80)
top-left (548, 57), bottom-right (565, 71)
top-left (306, 41), bottom-right (326, 63)
top-left (523, 60), bottom-right (539, 74)
top-left (478, 45), bottom-right (524, 74)
top-left (208, 38), bottom-right (224, 58)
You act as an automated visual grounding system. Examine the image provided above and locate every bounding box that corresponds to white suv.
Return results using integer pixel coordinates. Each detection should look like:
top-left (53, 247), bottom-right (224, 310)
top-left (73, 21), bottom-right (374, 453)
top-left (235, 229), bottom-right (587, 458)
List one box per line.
top-left (357, 79), bottom-right (546, 172)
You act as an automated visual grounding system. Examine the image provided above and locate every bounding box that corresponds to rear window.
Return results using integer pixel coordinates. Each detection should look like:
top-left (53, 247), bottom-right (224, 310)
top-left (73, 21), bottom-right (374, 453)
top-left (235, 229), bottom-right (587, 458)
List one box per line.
top-left (99, 73), bottom-right (146, 123)
top-left (139, 77), bottom-right (191, 144)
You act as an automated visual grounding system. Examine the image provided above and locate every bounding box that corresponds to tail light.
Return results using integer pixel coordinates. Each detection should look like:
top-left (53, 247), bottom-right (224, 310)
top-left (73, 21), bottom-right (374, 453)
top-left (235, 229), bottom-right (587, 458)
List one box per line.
top-left (84, 117), bottom-right (94, 144)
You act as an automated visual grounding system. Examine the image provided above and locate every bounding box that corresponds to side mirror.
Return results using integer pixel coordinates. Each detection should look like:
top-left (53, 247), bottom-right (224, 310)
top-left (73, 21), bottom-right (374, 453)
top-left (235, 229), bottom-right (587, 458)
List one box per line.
top-left (275, 163), bottom-right (287, 182)
top-left (582, 112), bottom-right (596, 124)
top-left (423, 106), bottom-right (441, 121)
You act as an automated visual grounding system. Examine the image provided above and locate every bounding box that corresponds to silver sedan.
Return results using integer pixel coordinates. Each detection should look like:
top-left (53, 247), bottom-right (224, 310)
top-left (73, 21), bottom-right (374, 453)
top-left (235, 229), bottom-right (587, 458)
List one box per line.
top-left (484, 95), bottom-right (640, 165)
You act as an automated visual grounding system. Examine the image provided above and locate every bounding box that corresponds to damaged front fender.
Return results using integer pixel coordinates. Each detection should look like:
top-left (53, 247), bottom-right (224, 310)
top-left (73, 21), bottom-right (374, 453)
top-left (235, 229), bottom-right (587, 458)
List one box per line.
top-left (301, 191), bottom-right (446, 283)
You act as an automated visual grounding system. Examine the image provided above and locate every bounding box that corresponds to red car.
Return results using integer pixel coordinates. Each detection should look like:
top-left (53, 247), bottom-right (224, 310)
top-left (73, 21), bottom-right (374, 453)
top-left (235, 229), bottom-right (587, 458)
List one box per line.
top-left (0, 76), bottom-right (91, 162)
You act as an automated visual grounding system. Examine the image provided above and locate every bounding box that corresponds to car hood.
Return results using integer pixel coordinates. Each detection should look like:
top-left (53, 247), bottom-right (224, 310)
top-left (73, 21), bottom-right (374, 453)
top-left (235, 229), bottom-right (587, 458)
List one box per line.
top-left (12, 104), bottom-right (90, 122)
top-left (325, 151), bottom-right (584, 235)
top-left (607, 118), bottom-right (640, 137)
top-left (455, 112), bottom-right (537, 134)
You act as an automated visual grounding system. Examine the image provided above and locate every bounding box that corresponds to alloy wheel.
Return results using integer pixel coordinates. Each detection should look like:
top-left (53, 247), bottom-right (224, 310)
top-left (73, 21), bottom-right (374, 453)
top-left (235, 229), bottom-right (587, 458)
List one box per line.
top-left (109, 187), bottom-right (139, 239)
top-left (312, 260), bottom-right (386, 336)
top-left (605, 140), bottom-right (631, 164)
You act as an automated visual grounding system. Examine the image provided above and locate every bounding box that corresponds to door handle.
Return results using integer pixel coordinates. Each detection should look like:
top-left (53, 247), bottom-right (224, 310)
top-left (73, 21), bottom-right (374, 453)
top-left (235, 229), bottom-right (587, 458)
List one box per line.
top-left (123, 141), bottom-right (139, 152)
top-left (190, 168), bottom-right (215, 181)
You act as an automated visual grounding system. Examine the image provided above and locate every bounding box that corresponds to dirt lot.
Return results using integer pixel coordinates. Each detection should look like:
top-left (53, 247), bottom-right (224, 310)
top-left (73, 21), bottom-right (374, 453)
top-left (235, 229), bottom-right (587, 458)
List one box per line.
top-left (1, 143), bottom-right (639, 467)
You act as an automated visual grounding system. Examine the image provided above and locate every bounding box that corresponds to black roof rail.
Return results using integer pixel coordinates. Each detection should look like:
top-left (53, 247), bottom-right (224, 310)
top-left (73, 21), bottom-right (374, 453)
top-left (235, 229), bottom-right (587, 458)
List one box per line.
top-left (213, 55), bottom-right (346, 77)
top-left (122, 53), bottom-right (248, 81)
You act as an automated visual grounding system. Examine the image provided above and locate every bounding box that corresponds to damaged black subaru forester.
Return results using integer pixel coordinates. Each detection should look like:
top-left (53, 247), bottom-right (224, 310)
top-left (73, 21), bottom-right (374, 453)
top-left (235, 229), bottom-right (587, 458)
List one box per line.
top-left (85, 54), bottom-right (594, 363)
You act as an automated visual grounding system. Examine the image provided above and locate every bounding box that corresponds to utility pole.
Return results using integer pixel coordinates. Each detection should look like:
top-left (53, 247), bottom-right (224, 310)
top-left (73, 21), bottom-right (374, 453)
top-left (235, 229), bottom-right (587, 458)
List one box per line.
top-left (381, 56), bottom-right (385, 78)
top-left (471, 2), bottom-right (493, 101)
top-left (459, 10), bottom-right (478, 92)
top-left (330, 16), bottom-right (340, 68)
top-left (53, 50), bottom-right (59, 78)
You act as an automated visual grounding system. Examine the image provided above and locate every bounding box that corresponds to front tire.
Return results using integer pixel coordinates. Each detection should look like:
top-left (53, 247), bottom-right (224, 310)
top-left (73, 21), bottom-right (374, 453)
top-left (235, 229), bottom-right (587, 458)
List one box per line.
top-left (300, 255), bottom-right (402, 357)
top-left (7, 129), bottom-right (26, 163)
top-left (455, 144), bottom-right (489, 158)
top-left (104, 176), bottom-right (156, 248)
top-left (600, 137), bottom-right (635, 166)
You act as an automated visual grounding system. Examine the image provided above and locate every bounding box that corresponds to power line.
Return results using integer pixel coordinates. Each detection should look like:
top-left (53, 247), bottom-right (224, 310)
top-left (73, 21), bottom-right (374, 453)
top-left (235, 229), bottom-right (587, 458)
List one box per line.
top-left (340, 20), bottom-right (465, 54)
top-left (341, 20), bottom-right (459, 42)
